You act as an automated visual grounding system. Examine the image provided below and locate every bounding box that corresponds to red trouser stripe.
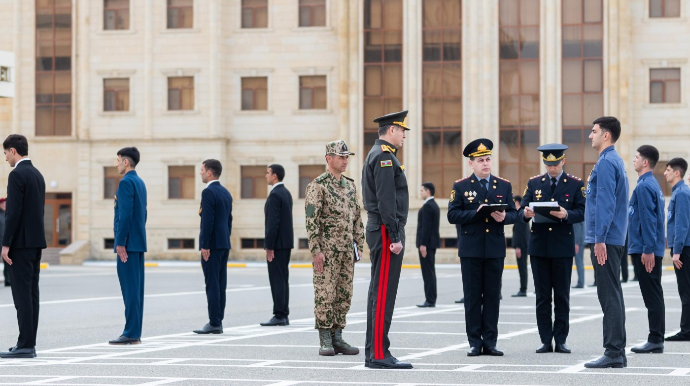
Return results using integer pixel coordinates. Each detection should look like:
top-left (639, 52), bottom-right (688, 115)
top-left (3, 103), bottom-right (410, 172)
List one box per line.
top-left (375, 225), bottom-right (391, 360)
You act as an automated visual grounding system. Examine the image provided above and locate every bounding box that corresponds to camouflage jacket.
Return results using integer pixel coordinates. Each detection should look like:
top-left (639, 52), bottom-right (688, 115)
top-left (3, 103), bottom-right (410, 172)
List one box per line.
top-left (305, 171), bottom-right (365, 256)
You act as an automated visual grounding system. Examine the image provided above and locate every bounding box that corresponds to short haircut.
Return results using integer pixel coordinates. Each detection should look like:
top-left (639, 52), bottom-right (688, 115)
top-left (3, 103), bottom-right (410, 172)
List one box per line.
top-left (513, 195), bottom-right (522, 203)
top-left (202, 159), bottom-right (222, 178)
top-left (268, 164), bottom-right (285, 182)
top-left (592, 116), bottom-right (621, 142)
top-left (421, 182), bottom-right (435, 196)
top-left (667, 158), bottom-right (688, 179)
top-left (117, 147), bottom-right (140, 168)
top-left (378, 124), bottom-right (395, 137)
top-left (636, 145), bottom-right (659, 169)
top-left (3, 134), bottom-right (28, 156)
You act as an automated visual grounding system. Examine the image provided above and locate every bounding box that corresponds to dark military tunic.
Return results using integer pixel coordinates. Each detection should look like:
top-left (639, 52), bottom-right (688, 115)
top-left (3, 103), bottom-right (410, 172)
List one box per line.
top-left (447, 173), bottom-right (517, 350)
top-left (519, 171), bottom-right (585, 345)
top-left (361, 139), bottom-right (409, 362)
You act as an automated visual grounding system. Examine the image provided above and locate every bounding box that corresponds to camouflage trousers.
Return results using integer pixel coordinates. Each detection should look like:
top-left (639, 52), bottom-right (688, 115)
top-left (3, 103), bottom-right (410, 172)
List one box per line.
top-left (313, 250), bottom-right (355, 329)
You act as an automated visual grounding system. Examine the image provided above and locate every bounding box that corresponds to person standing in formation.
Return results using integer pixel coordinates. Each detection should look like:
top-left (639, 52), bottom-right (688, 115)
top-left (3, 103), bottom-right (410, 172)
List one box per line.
top-left (416, 182), bottom-right (440, 308)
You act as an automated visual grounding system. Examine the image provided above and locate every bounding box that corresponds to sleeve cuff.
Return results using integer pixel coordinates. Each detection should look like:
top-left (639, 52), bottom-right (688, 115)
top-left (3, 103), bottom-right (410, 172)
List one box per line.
top-left (642, 247), bottom-right (654, 254)
top-left (594, 236), bottom-right (606, 244)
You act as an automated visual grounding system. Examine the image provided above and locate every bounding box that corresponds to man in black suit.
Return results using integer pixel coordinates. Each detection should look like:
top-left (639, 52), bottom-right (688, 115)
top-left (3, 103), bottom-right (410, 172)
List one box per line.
top-left (0, 134), bottom-right (46, 359)
top-left (416, 182), bottom-right (440, 308)
top-left (193, 159), bottom-right (233, 334)
top-left (511, 195), bottom-right (530, 297)
top-left (261, 164), bottom-right (294, 326)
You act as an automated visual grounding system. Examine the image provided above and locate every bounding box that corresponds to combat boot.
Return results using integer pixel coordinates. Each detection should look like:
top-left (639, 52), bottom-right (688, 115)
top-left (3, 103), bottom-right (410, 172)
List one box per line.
top-left (318, 329), bottom-right (335, 356)
top-left (331, 328), bottom-right (360, 355)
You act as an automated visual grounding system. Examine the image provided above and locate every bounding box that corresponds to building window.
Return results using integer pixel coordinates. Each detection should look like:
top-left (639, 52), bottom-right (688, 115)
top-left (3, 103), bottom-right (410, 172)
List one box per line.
top-left (650, 68), bottom-right (681, 103)
top-left (104, 167), bottom-right (123, 199)
top-left (167, 0), bottom-right (193, 29)
top-left (241, 166), bottom-right (268, 199)
top-left (298, 238), bottom-right (309, 249)
top-left (654, 160), bottom-right (673, 197)
top-left (499, 0), bottom-right (540, 186)
top-left (422, 0), bottom-right (462, 198)
top-left (104, 0), bottom-right (129, 30)
top-left (104, 78), bottom-right (129, 111)
top-left (104, 238), bottom-right (115, 249)
top-left (242, 0), bottom-right (268, 28)
top-left (299, 76), bottom-right (327, 109)
top-left (241, 77), bottom-right (268, 110)
top-left (299, 0), bottom-right (326, 27)
top-left (441, 238), bottom-right (458, 248)
top-left (168, 166), bottom-right (195, 199)
top-left (363, 0), bottom-right (404, 160)
top-left (299, 165), bottom-right (325, 198)
top-left (168, 238), bottom-right (195, 249)
top-left (562, 0), bottom-right (603, 180)
top-left (168, 76), bottom-right (194, 111)
top-left (0, 66), bottom-right (11, 82)
top-left (36, 0), bottom-right (72, 136)
top-left (650, 0), bottom-right (680, 18)
top-left (241, 238), bottom-right (265, 249)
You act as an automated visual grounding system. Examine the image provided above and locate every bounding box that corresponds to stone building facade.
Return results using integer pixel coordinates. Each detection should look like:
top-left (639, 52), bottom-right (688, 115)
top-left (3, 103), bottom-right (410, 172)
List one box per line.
top-left (0, 0), bottom-right (688, 262)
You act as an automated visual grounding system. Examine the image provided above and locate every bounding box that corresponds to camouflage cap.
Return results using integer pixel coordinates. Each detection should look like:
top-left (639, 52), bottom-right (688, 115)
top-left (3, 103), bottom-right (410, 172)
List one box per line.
top-left (326, 140), bottom-right (355, 156)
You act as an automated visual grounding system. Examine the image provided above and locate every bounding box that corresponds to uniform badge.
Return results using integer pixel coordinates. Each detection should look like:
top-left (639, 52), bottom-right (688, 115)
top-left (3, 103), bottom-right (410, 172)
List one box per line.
top-left (450, 190), bottom-right (456, 202)
top-left (629, 206), bottom-right (634, 216)
top-left (400, 165), bottom-right (405, 172)
top-left (535, 190), bottom-right (542, 200)
top-left (582, 186), bottom-right (587, 198)
top-left (380, 160), bottom-right (392, 168)
top-left (468, 191), bottom-right (476, 202)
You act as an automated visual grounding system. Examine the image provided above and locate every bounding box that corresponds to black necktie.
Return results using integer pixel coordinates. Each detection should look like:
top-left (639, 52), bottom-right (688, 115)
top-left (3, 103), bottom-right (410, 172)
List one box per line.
top-left (481, 179), bottom-right (488, 192)
top-left (551, 177), bottom-right (557, 193)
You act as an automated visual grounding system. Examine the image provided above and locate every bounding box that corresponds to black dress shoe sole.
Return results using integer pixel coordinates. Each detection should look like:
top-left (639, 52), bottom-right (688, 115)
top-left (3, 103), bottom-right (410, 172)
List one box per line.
top-left (109, 340), bottom-right (141, 345)
top-left (368, 362), bottom-right (413, 369)
top-left (193, 330), bottom-right (223, 334)
top-left (631, 348), bottom-right (663, 353)
top-left (467, 352), bottom-right (482, 357)
top-left (484, 352), bottom-right (504, 356)
top-left (536, 348), bottom-right (553, 353)
top-left (260, 323), bottom-right (288, 326)
top-left (584, 363), bottom-right (624, 369)
top-left (0, 353), bottom-right (35, 358)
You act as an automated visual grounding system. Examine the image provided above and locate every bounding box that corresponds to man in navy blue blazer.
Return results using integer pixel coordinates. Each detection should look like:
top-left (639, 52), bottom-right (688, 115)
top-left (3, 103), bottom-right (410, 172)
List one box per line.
top-left (110, 147), bottom-right (148, 345)
top-left (194, 159), bottom-right (233, 334)
top-left (261, 164), bottom-right (294, 326)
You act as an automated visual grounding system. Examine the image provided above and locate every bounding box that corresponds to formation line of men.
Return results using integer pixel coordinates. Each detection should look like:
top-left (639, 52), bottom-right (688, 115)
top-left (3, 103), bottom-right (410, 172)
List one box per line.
top-left (0, 112), bottom-right (688, 372)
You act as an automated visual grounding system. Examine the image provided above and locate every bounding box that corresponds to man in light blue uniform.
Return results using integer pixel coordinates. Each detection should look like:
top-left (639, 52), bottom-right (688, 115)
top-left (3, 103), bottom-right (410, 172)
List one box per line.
top-left (110, 147), bottom-right (147, 345)
top-left (628, 145), bottom-right (666, 353)
top-left (583, 116), bottom-right (629, 368)
top-left (664, 158), bottom-right (690, 342)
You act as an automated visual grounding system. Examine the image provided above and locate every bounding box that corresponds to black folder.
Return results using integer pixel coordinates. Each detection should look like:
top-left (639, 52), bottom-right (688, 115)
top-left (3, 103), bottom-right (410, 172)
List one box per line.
top-left (477, 204), bottom-right (508, 216)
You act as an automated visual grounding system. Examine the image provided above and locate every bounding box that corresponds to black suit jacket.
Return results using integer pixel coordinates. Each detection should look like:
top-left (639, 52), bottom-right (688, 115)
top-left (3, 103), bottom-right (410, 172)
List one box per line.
top-left (199, 181), bottom-right (233, 250)
top-left (511, 217), bottom-right (530, 250)
top-left (3, 160), bottom-right (47, 249)
top-left (416, 198), bottom-right (440, 249)
top-left (264, 184), bottom-right (294, 250)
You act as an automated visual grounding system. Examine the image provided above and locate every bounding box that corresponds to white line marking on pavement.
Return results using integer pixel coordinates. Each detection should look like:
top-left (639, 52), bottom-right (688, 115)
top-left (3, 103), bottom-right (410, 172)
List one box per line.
top-left (262, 382), bottom-right (301, 386)
top-left (22, 376), bottom-right (79, 385)
top-left (668, 368), bottom-right (690, 376)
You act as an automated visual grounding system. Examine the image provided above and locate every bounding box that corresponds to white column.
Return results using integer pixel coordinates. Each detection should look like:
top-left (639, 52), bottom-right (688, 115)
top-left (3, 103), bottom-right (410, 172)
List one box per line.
top-left (209, 0), bottom-right (220, 138)
top-left (540, 0), bottom-right (562, 146)
top-left (406, 0), bottom-right (422, 195)
top-left (76, 0), bottom-right (90, 139)
top-left (143, 0), bottom-right (154, 139)
top-left (11, 0), bottom-right (21, 134)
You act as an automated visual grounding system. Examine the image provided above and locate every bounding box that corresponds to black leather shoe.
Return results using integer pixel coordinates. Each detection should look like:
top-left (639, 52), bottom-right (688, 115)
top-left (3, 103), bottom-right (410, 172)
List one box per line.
top-left (572, 284), bottom-right (584, 289)
top-left (631, 341), bottom-right (664, 353)
top-left (482, 346), bottom-right (504, 356)
top-left (511, 291), bottom-right (527, 297)
top-left (260, 317), bottom-right (288, 326)
top-left (665, 332), bottom-right (690, 341)
top-left (555, 343), bottom-right (571, 353)
top-left (584, 354), bottom-right (625, 368)
top-left (536, 343), bottom-right (553, 353)
top-left (467, 347), bottom-right (482, 356)
top-left (368, 357), bottom-right (413, 369)
top-left (108, 335), bottom-right (141, 345)
top-left (0, 346), bottom-right (35, 358)
top-left (193, 323), bottom-right (223, 334)
top-left (416, 301), bottom-right (435, 308)
top-left (455, 298), bottom-right (464, 304)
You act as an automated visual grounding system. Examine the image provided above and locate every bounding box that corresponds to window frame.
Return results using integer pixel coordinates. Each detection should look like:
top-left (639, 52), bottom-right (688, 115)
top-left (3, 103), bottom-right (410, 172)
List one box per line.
top-left (649, 0), bottom-right (681, 18)
top-left (167, 238), bottom-right (196, 250)
top-left (103, 78), bottom-right (130, 112)
top-left (167, 76), bottom-right (195, 111)
top-left (241, 76), bottom-right (268, 111)
top-left (299, 75), bottom-right (328, 110)
top-left (241, 165), bottom-right (269, 199)
top-left (103, 166), bottom-right (123, 199)
top-left (649, 68), bottom-right (681, 104)
top-left (104, 0), bottom-right (130, 31)
top-left (298, 0), bottom-right (327, 28)
top-left (241, 0), bottom-right (269, 29)
top-left (167, 0), bottom-right (194, 29)
top-left (167, 165), bottom-right (196, 200)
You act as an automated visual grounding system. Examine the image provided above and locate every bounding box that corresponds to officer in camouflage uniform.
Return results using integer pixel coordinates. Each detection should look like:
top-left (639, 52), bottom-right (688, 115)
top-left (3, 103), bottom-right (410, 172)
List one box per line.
top-left (305, 140), bottom-right (364, 357)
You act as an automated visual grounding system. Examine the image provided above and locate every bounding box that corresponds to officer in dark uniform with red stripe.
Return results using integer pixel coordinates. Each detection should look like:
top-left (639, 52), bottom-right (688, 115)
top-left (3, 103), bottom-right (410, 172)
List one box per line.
top-left (448, 139), bottom-right (517, 357)
top-left (361, 110), bottom-right (412, 369)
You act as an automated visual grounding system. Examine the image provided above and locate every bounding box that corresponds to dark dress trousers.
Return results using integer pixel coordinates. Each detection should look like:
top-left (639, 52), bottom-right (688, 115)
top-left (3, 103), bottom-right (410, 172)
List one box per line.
top-left (3, 160), bottom-right (46, 349)
top-left (668, 180), bottom-right (690, 336)
top-left (416, 198), bottom-right (440, 304)
top-left (264, 183), bottom-right (294, 319)
top-left (448, 173), bottom-right (517, 350)
top-left (199, 181), bottom-right (233, 327)
top-left (113, 170), bottom-right (147, 339)
top-left (511, 214), bottom-right (530, 293)
top-left (362, 139), bottom-right (409, 361)
top-left (520, 172), bottom-right (585, 345)
top-left (0, 208), bottom-right (8, 286)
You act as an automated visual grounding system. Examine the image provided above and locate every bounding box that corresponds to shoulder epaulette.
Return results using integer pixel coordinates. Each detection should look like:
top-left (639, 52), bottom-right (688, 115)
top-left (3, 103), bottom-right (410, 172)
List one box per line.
top-left (455, 175), bottom-right (471, 183)
top-left (343, 175), bottom-right (354, 181)
top-left (529, 174), bottom-right (544, 180)
top-left (380, 145), bottom-right (396, 153)
top-left (566, 173), bottom-right (582, 181)
top-left (314, 172), bottom-right (328, 182)
top-left (494, 175), bottom-right (510, 183)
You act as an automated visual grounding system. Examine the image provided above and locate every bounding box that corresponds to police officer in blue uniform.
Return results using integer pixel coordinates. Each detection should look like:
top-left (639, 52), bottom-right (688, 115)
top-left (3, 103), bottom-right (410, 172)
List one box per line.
top-left (448, 139), bottom-right (517, 357)
top-left (520, 144), bottom-right (585, 354)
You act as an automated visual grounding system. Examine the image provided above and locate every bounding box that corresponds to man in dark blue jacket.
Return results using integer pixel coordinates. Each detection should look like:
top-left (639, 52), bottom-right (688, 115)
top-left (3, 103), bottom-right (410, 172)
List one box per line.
top-left (664, 158), bottom-right (690, 342)
top-left (261, 164), bottom-right (294, 326)
top-left (448, 139), bottom-right (517, 357)
top-left (194, 159), bottom-right (233, 334)
top-left (583, 117), bottom-right (629, 368)
top-left (628, 145), bottom-right (666, 353)
top-left (110, 147), bottom-right (148, 345)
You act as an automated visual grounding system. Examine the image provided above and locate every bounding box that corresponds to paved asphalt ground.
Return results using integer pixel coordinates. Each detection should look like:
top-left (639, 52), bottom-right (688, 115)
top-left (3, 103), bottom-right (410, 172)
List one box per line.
top-left (0, 262), bottom-right (688, 386)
